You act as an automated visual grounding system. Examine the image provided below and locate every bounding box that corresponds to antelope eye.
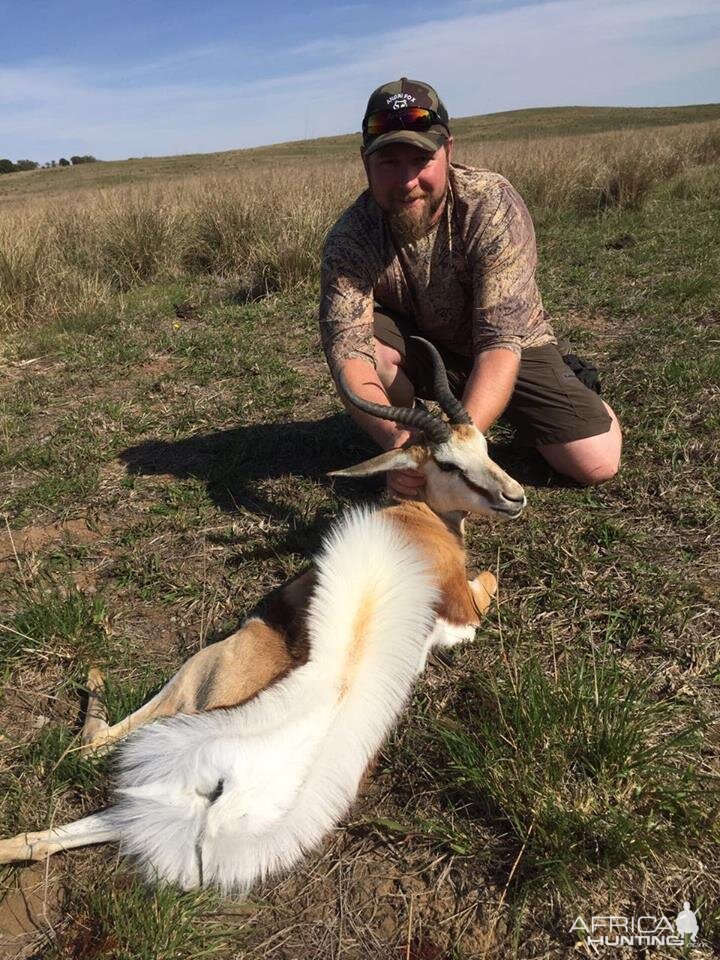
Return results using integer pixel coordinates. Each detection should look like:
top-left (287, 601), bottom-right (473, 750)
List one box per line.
top-left (436, 460), bottom-right (460, 473)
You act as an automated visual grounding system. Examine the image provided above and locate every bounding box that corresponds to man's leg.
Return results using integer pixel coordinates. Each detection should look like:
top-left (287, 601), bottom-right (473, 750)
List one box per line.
top-left (536, 401), bottom-right (622, 485)
top-left (371, 313), bottom-right (622, 486)
top-left (375, 338), bottom-right (415, 406)
top-left (371, 308), bottom-right (460, 499)
top-left (503, 345), bottom-right (622, 486)
top-left (372, 307), bottom-right (438, 408)
top-left (373, 307), bottom-right (467, 404)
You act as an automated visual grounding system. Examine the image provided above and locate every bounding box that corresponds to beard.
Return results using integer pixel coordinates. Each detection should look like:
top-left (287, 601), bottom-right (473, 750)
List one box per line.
top-left (386, 186), bottom-right (447, 245)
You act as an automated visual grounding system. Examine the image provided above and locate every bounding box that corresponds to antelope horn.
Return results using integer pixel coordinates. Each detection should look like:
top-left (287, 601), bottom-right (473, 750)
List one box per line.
top-left (410, 336), bottom-right (472, 425)
top-left (337, 371), bottom-right (451, 445)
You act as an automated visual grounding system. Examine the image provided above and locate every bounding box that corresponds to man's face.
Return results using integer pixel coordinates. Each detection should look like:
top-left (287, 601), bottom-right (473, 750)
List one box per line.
top-left (363, 139), bottom-right (453, 243)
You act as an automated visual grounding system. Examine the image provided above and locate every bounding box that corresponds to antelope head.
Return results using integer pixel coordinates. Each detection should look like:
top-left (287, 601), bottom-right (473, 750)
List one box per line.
top-left (329, 338), bottom-right (526, 520)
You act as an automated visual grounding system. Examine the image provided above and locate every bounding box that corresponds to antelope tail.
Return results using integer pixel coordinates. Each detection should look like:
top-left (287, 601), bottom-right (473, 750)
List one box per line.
top-left (1, 509), bottom-right (440, 892)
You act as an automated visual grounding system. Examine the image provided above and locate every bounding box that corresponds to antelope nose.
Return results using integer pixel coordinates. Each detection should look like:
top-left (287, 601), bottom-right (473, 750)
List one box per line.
top-left (501, 477), bottom-right (526, 506)
top-left (500, 489), bottom-right (527, 516)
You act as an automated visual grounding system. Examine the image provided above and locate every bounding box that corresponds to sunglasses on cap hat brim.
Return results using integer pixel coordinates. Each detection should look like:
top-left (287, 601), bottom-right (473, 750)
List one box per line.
top-left (363, 107), bottom-right (449, 137)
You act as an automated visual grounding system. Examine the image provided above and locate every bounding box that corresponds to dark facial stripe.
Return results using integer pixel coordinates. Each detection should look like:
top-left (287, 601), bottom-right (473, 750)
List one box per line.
top-left (459, 471), bottom-right (494, 502)
top-left (435, 457), bottom-right (512, 510)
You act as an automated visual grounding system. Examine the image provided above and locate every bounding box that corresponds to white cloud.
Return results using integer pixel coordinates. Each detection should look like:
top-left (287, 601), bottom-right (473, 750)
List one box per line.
top-left (1, 0), bottom-right (718, 160)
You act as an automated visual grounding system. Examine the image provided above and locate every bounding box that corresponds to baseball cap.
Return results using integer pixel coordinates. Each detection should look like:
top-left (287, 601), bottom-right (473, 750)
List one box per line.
top-left (362, 78), bottom-right (450, 157)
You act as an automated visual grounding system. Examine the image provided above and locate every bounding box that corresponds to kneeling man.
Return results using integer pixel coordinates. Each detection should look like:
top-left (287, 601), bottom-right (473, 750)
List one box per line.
top-left (319, 78), bottom-right (622, 496)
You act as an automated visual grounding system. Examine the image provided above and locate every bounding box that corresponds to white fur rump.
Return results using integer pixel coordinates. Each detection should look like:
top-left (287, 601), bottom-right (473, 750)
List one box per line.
top-left (108, 508), bottom-right (440, 892)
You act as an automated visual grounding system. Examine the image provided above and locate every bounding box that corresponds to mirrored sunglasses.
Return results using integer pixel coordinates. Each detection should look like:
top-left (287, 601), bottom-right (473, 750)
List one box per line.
top-left (364, 107), bottom-right (446, 136)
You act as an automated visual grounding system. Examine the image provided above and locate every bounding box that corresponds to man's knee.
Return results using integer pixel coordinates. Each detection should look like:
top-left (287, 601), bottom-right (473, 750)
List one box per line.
top-left (374, 336), bottom-right (415, 406)
top-left (569, 456), bottom-right (620, 486)
top-left (539, 409), bottom-right (622, 485)
top-left (586, 407), bottom-right (622, 484)
top-left (545, 449), bottom-right (620, 486)
top-left (375, 337), bottom-right (403, 387)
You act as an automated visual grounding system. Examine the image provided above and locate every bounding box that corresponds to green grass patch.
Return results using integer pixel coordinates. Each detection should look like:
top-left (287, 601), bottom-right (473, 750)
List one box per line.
top-left (43, 871), bottom-right (245, 960)
top-left (0, 723), bottom-right (109, 838)
top-left (98, 669), bottom-right (170, 726)
top-left (1, 585), bottom-right (110, 673)
top-left (426, 647), bottom-right (711, 893)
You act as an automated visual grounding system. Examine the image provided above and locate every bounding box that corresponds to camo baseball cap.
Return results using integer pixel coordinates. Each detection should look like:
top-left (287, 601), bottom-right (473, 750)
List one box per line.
top-left (362, 78), bottom-right (450, 157)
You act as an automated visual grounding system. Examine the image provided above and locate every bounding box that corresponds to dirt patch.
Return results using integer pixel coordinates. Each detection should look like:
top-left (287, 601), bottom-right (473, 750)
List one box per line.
top-left (137, 356), bottom-right (177, 381)
top-left (291, 355), bottom-right (329, 381)
top-left (0, 863), bottom-right (59, 953)
top-left (555, 309), bottom-right (616, 345)
top-left (0, 519), bottom-right (101, 572)
top-left (70, 570), bottom-right (99, 593)
top-left (242, 802), bottom-right (506, 960)
top-left (117, 602), bottom-right (183, 667)
top-left (0, 357), bottom-right (65, 385)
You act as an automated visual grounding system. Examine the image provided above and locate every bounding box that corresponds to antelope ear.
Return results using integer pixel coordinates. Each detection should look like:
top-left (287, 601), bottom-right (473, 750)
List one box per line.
top-left (328, 447), bottom-right (421, 478)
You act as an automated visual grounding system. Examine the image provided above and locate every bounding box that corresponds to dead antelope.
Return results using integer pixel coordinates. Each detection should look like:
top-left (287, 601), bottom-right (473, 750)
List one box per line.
top-left (0, 338), bottom-right (525, 894)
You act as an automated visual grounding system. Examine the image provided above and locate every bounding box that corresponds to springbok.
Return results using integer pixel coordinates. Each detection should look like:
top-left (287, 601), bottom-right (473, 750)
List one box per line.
top-left (0, 339), bottom-right (525, 893)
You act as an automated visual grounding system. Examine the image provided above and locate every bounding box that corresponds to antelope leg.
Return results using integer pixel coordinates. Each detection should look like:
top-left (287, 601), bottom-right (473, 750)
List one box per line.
top-left (0, 810), bottom-right (118, 864)
top-left (79, 666), bottom-right (171, 758)
top-left (80, 667), bottom-right (110, 753)
top-left (79, 688), bottom-right (174, 758)
top-left (78, 619), bottom-right (295, 758)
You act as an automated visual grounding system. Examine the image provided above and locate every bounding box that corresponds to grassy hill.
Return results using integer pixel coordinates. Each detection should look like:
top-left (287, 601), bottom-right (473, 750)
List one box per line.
top-left (1, 102), bottom-right (719, 205)
top-left (450, 102), bottom-right (720, 141)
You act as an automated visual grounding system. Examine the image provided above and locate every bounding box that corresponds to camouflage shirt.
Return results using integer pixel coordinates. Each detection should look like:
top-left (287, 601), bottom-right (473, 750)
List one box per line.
top-left (319, 163), bottom-right (556, 376)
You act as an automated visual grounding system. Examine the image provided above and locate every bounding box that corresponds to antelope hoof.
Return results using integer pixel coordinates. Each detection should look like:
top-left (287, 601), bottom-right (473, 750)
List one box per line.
top-left (470, 571), bottom-right (497, 615)
top-left (0, 833), bottom-right (46, 864)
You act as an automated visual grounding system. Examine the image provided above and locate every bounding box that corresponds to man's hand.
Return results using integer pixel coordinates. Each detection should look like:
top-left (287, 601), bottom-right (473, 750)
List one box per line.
top-left (385, 429), bottom-right (425, 498)
top-left (334, 359), bottom-right (426, 498)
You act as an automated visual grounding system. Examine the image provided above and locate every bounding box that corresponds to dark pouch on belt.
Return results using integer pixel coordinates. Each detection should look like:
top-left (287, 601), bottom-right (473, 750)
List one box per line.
top-left (562, 352), bottom-right (602, 395)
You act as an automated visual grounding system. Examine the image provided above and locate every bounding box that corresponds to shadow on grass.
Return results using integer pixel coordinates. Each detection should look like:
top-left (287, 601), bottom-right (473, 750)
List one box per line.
top-left (486, 439), bottom-right (572, 489)
top-left (118, 413), bottom-right (575, 535)
top-left (118, 413), bottom-right (382, 543)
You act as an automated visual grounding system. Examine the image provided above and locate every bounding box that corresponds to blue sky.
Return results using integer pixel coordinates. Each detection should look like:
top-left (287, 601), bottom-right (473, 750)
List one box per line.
top-left (1, 0), bottom-right (719, 162)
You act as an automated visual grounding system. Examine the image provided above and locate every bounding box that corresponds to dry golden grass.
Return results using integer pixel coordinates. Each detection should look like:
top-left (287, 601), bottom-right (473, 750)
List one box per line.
top-left (1, 119), bottom-right (719, 331)
top-left (456, 120), bottom-right (720, 214)
top-left (1, 103), bottom-right (718, 208)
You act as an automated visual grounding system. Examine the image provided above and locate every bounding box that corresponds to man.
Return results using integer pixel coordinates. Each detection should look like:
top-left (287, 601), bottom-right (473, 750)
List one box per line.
top-left (319, 78), bottom-right (622, 496)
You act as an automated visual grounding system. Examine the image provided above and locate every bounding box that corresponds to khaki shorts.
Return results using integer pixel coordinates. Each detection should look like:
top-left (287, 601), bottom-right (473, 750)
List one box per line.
top-left (374, 308), bottom-right (611, 446)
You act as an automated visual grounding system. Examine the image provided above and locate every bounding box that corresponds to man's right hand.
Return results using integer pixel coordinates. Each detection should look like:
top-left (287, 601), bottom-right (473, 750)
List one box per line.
top-left (335, 361), bottom-right (427, 499)
top-left (384, 429), bottom-right (426, 498)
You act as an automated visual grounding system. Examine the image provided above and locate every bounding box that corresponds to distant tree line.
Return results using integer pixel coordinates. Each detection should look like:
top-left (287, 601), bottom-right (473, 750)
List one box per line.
top-left (0, 155), bottom-right (98, 174)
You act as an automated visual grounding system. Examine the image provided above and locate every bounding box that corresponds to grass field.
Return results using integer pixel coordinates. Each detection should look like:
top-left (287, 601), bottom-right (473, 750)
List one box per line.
top-left (0, 105), bottom-right (719, 958)
top-left (1, 103), bottom-right (719, 203)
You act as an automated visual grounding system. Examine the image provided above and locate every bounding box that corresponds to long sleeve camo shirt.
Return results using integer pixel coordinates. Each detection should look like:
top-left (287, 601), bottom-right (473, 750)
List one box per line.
top-left (319, 163), bottom-right (556, 377)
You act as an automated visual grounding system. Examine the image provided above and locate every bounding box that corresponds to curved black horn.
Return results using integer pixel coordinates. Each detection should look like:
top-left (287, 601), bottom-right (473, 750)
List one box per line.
top-left (410, 336), bottom-right (472, 425)
top-left (337, 371), bottom-right (451, 445)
